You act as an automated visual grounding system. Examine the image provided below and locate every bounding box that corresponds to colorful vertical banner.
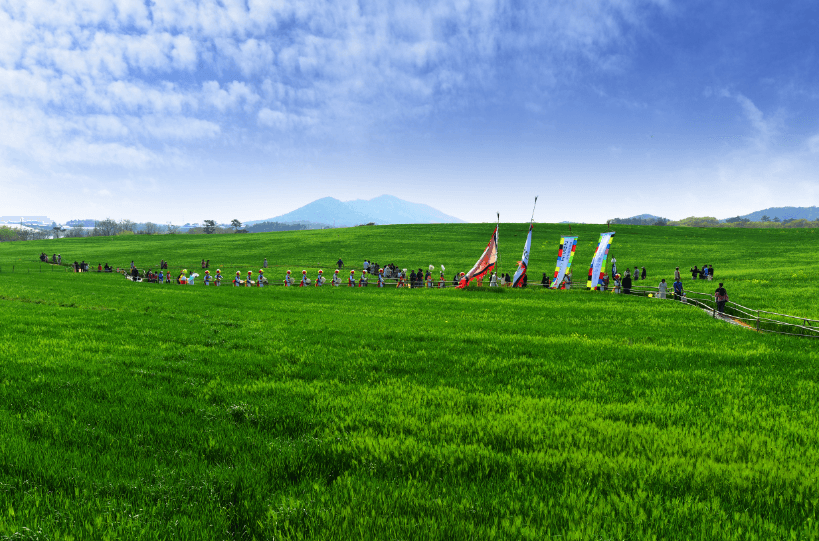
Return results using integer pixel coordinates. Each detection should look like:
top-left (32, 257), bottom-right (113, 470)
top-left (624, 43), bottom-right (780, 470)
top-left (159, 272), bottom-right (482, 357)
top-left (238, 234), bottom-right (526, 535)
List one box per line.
top-left (512, 223), bottom-right (533, 287)
top-left (457, 225), bottom-right (499, 288)
top-left (550, 236), bottom-right (578, 288)
top-left (586, 232), bottom-right (615, 289)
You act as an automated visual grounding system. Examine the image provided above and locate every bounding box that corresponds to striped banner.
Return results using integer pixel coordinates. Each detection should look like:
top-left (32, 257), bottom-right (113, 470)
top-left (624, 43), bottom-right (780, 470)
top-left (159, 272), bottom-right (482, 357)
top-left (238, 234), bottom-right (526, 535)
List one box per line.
top-left (550, 236), bottom-right (577, 289)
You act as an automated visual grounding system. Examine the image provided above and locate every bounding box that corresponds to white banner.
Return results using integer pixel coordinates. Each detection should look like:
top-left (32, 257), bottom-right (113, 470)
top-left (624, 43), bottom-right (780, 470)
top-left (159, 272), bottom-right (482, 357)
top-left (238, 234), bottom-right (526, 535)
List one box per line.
top-left (586, 232), bottom-right (615, 289)
top-left (550, 236), bottom-right (577, 288)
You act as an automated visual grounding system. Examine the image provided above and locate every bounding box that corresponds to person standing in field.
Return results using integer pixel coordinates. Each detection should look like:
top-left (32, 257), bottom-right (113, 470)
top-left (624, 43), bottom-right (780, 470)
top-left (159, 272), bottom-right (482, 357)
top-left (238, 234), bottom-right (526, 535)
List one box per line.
top-left (332, 269), bottom-right (341, 286)
top-left (490, 272), bottom-right (498, 287)
top-left (409, 270), bottom-right (417, 288)
top-left (337, 258), bottom-right (343, 269)
top-left (715, 283), bottom-right (729, 313)
top-left (690, 265), bottom-right (699, 280)
top-left (658, 278), bottom-right (667, 299)
top-left (633, 266), bottom-right (639, 281)
top-left (315, 269), bottom-right (324, 286)
top-left (245, 270), bottom-right (253, 287)
top-left (611, 258), bottom-right (617, 277)
top-left (708, 265), bottom-right (714, 280)
top-left (263, 258), bottom-right (268, 269)
top-left (622, 270), bottom-right (632, 294)
top-left (215, 269), bottom-right (222, 286)
top-left (284, 270), bottom-right (292, 287)
top-left (348, 270), bottom-right (356, 287)
top-left (300, 270), bottom-right (308, 287)
top-left (613, 274), bottom-right (621, 294)
top-left (674, 267), bottom-right (681, 281)
top-left (257, 269), bottom-right (265, 287)
top-left (641, 267), bottom-right (646, 280)
top-left (203, 270), bottom-right (210, 285)
top-left (673, 278), bottom-right (684, 301)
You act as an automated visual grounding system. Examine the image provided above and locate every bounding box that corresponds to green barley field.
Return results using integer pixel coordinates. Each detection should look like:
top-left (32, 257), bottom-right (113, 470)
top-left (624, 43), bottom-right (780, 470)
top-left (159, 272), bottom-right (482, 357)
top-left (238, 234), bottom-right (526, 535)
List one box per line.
top-left (1, 224), bottom-right (818, 540)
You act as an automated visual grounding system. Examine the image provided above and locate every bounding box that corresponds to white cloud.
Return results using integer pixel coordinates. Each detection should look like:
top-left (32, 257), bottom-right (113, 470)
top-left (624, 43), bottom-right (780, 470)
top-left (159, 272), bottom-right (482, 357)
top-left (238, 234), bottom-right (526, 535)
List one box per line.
top-left (258, 107), bottom-right (316, 130)
top-left (0, 0), bottom-right (671, 173)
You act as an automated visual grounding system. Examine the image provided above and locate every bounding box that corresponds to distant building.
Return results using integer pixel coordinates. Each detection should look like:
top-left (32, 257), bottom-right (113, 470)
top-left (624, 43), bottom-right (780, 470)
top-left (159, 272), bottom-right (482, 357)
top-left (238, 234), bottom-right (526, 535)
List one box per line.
top-left (0, 215), bottom-right (53, 226)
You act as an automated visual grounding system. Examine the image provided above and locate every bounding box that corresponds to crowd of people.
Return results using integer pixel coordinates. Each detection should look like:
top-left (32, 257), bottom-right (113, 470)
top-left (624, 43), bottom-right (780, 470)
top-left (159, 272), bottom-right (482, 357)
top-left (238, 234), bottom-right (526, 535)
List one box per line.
top-left (50, 251), bottom-right (732, 314)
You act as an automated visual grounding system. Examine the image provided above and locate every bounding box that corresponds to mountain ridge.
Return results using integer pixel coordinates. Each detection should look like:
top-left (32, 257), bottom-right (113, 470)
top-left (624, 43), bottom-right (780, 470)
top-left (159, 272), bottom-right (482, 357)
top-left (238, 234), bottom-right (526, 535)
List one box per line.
top-left (247, 195), bottom-right (465, 227)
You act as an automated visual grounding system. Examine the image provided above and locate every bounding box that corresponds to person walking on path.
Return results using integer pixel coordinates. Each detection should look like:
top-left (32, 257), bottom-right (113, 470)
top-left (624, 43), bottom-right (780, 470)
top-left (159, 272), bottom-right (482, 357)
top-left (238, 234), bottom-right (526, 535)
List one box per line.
top-left (315, 269), bottom-right (324, 287)
top-left (715, 283), bottom-right (729, 313)
top-left (332, 269), bottom-right (341, 286)
top-left (263, 258), bottom-right (268, 269)
top-left (337, 258), bottom-right (343, 269)
top-left (674, 267), bottom-right (681, 281)
top-left (348, 270), bottom-right (356, 287)
top-left (284, 270), bottom-right (292, 287)
top-left (658, 278), bottom-right (667, 299)
top-left (300, 270), bottom-right (308, 287)
top-left (673, 278), bottom-right (684, 301)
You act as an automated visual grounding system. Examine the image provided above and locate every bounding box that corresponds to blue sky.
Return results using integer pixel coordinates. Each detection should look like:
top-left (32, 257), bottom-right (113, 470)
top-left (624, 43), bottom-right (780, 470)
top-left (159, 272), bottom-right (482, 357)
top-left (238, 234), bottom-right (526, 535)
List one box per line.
top-left (1, 0), bottom-right (817, 224)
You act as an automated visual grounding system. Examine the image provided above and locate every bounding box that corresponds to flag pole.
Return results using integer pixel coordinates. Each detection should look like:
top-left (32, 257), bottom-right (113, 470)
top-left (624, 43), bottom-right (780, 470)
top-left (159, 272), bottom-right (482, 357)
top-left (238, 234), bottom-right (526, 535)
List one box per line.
top-left (530, 196), bottom-right (538, 225)
top-left (529, 196), bottom-right (537, 286)
top-left (496, 212), bottom-right (500, 285)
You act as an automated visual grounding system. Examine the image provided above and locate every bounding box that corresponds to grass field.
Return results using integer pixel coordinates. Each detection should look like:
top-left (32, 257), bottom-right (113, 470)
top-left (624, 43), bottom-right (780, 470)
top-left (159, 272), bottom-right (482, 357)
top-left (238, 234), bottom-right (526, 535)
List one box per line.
top-left (1, 224), bottom-right (818, 539)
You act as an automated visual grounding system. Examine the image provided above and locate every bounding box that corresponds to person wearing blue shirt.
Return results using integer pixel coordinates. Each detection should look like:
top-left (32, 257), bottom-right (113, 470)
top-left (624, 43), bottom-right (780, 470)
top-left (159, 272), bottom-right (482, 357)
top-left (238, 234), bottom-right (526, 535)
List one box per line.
top-left (673, 279), bottom-right (684, 301)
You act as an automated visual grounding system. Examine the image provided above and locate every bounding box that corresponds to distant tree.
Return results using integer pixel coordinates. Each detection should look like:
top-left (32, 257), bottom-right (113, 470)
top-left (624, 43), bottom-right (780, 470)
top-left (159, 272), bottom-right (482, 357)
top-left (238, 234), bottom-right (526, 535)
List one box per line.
top-left (230, 219), bottom-right (242, 232)
top-left (773, 216), bottom-right (781, 223)
top-left (65, 225), bottom-right (87, 238)
top-left (203, 220), bottom-right (217, 234)
top-left (94, 218), bottom-right (120, 237)
top-left (167, 223), bottom-right (181, 234)
top-left (653, 218), bottom-right (668, 226)
top-left (52, 226), bottom-right (65, 239)
top-left (0, 226), bottom-right (17, 242)
top-left (760, 215), bottom-right (770, 222)
top-left (119, 219), bottom-right (136, 232)
top-left (724, 216), bottom-right (743, 223)
top-left (141, 222), bottom-right (161, 235)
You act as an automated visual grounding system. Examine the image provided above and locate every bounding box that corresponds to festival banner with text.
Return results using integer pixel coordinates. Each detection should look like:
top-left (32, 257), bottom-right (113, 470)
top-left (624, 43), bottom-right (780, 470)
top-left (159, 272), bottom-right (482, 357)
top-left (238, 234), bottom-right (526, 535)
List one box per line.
top-left (586, 232), bottom-right (615, 289)
top-left (550, 236), bottom-right (577, 288)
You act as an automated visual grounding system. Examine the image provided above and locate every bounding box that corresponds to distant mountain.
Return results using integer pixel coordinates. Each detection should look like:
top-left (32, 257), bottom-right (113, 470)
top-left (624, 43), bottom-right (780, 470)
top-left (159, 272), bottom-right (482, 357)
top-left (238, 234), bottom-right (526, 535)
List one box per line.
top-left (249, 195), bottom-right (464, 227)
top-left (731, 206), bottom-right (819, 222)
